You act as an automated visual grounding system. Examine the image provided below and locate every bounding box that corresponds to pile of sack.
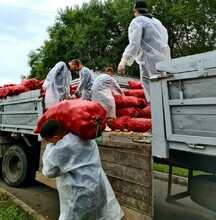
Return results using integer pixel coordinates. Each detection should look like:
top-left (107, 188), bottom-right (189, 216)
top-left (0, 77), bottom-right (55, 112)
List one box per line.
top-left (108, 80), bottom-right (151, 132)
top-left (1, 78), bottom-right (151, 138)
top-left (0, 78), bottom-right (44, 99)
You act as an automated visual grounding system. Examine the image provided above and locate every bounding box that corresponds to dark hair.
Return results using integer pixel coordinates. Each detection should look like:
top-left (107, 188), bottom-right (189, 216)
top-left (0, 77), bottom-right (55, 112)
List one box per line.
top-left (40, 119), bottom-right (64, 138)
top-left (69, 59), bottom-right (82, 66)
top-left (105, 67), bottom-right (114, 73)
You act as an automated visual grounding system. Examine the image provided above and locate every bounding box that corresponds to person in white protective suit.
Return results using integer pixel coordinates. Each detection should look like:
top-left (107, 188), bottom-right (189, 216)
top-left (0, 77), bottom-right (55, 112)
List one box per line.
top-left (42, 61), bottom-right (73, 109)
top-left (91, 67), bottom-right (124, 119)
top-left (118, 0), bottom-right (171, 103)
top-left (70, 59), bottom-right (94, 100)
top-left (40, 119), bottom-right (124, 220)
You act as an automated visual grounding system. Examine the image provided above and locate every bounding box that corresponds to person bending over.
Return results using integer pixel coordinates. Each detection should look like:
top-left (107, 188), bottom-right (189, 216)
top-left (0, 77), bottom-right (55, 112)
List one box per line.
top-left (91, 67), bottom-right (124, 119)
top-left (40, 119), bottom-right (124, 220)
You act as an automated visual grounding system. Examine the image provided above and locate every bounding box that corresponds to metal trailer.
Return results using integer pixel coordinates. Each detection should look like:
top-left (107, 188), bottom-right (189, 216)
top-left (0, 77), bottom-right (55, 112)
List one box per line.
top-left (151, 50), bottom-right (216, 212)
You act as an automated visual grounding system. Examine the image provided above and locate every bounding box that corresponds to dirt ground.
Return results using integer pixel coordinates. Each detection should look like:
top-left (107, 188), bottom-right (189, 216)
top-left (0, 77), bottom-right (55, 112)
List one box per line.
top-left (0, 177), bottom-right (216, 220)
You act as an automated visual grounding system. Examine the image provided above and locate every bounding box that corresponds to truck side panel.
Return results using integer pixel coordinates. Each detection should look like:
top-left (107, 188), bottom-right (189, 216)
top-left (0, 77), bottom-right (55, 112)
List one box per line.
top-left (152, 50), bottom-right (216, 158)
top-left (0, 90), bottom-right (43, 134)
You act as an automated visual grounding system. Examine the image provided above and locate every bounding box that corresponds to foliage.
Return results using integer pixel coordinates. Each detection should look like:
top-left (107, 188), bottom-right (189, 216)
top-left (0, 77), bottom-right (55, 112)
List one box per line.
top-left (150, 0), bottom-right (216, 57)
top-left (27, 0), bottom-right (216, 80)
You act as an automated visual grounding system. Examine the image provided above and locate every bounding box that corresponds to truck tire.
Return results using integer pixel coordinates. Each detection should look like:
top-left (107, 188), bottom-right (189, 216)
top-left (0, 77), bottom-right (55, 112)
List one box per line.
top-left (2, 145), bottom-right (28, 187)
top-left (189, 175), bottom-right (216, 212)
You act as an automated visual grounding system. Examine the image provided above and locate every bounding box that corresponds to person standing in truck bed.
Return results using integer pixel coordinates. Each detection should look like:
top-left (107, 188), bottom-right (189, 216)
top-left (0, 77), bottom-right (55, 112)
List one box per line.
top-left (42, 61), bottom-right (74, 109)
top-left (70, 59), bottom-right (94, 100)
top-left (118, 0), bottom-right (171, 103)
top-left (91, 67), bottom-right (124, 118)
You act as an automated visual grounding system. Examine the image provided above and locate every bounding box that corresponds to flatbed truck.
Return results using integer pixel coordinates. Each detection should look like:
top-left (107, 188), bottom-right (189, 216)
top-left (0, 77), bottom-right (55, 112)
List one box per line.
top-left (1, 50), bottom-right (216, 219)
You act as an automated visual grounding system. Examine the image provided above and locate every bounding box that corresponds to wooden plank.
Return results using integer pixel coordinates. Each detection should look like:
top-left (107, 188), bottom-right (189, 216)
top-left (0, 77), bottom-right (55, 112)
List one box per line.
top-left (102, 162), bottom-right (151, 185)
top-left (102, 131), bottom-right (146, 144)
top-left (107, 175), bottom-right (150, 201)
top-left (35, 171), bottom-right (56, 189)
top-left (99, 147), bottom-right (151, 170)
top-left (100, 141), bottom-right (151, 155)
top-left (103, 131), bottom-right (145, 140)
top-left (115, 191), bottom-right (150, 214)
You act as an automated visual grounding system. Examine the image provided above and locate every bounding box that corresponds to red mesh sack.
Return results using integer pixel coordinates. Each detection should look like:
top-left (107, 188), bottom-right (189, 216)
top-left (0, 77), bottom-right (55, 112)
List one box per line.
top-left (70, 84), bottom-right (78, 95)
top-left (0, 88), bottom-right (9, 99)
top-left (0, 85), bottom-right (30, 98)
top-left (114, 95), bottom-right (147, 108)
top-left (21, 78), bottom-right (42, 90)
top-left (128, 80), bottom-right (143, 89)
top-left (127, 118), bottom-right (152, 132)
top-left (3, 84), bottom-right (17, 87)
top-left (123, 89), bottom-right (145, 99)
top-left (116, 107), bottom-right (140, 118)
top-left (108, 116), bottom-right (130, 131)
top-left (139, 106), bottom-right (151, 118)
top-left (34, 99), bottom-right (108, 139)
top-left (7, 85), bottom-right (30, 96)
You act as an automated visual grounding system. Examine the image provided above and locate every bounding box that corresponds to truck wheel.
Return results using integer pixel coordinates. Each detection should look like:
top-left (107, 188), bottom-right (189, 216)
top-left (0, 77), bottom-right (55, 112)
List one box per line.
top-left (2, 145), bottom-right (28, 187)
top-left (189, 175), bottom-right (216, 212)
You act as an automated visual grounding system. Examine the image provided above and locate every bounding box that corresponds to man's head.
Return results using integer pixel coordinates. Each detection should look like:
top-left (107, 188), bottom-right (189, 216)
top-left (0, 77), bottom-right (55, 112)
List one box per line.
top-left (69, 59), bottom-right (82, 71)
top-left (133, 1), bottom-right (148, 16)
top-left (105, 67), bottom-right (114, 77)
top-left (40, 119), bottom-right (67, 144)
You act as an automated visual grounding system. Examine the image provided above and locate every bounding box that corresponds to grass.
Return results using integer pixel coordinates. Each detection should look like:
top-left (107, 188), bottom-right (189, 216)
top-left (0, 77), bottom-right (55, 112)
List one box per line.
top-left (0, 191), bottom-right (38, 220)
top-left (154, 163), bottom-right (206, 178)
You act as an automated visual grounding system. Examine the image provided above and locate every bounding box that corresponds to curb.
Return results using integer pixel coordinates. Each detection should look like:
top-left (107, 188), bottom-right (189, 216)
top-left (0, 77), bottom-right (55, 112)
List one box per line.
top-left (154, 171), bottom-right (188, 186)
top-left (0, 188), bottom-right (48, 220)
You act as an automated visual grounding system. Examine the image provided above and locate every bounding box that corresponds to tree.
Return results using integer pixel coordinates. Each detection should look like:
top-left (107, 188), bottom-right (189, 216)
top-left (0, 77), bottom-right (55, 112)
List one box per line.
top-left (28, 0), bottom-right (216, 80)
top-left (150, 0), bottom-right (216, 57)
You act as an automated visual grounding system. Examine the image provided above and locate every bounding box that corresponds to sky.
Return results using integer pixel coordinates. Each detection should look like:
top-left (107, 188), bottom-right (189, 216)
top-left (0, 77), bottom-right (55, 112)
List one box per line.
top-left (0, 0), bottom-right (90, 86)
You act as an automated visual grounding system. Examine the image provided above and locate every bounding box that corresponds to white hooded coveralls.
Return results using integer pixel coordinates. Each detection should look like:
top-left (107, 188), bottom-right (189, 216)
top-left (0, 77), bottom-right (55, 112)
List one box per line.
top-left (74, 66), bottom-right (94, 100)
top-left (43, 61), bottom-right (72, 109)
top-left (119, 15), bottom-right (171, 102)
top-left (42, 132), bottom-right (124, 220)
top-left (91, 73), bottom-right (123, 118)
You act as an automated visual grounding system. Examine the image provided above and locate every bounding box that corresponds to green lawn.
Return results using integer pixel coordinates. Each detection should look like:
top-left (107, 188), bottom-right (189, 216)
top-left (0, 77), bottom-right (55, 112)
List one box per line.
top-left (154, 163), bottom-right (206, 178)
top-left (0, 191), bottom-right (38, 220)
